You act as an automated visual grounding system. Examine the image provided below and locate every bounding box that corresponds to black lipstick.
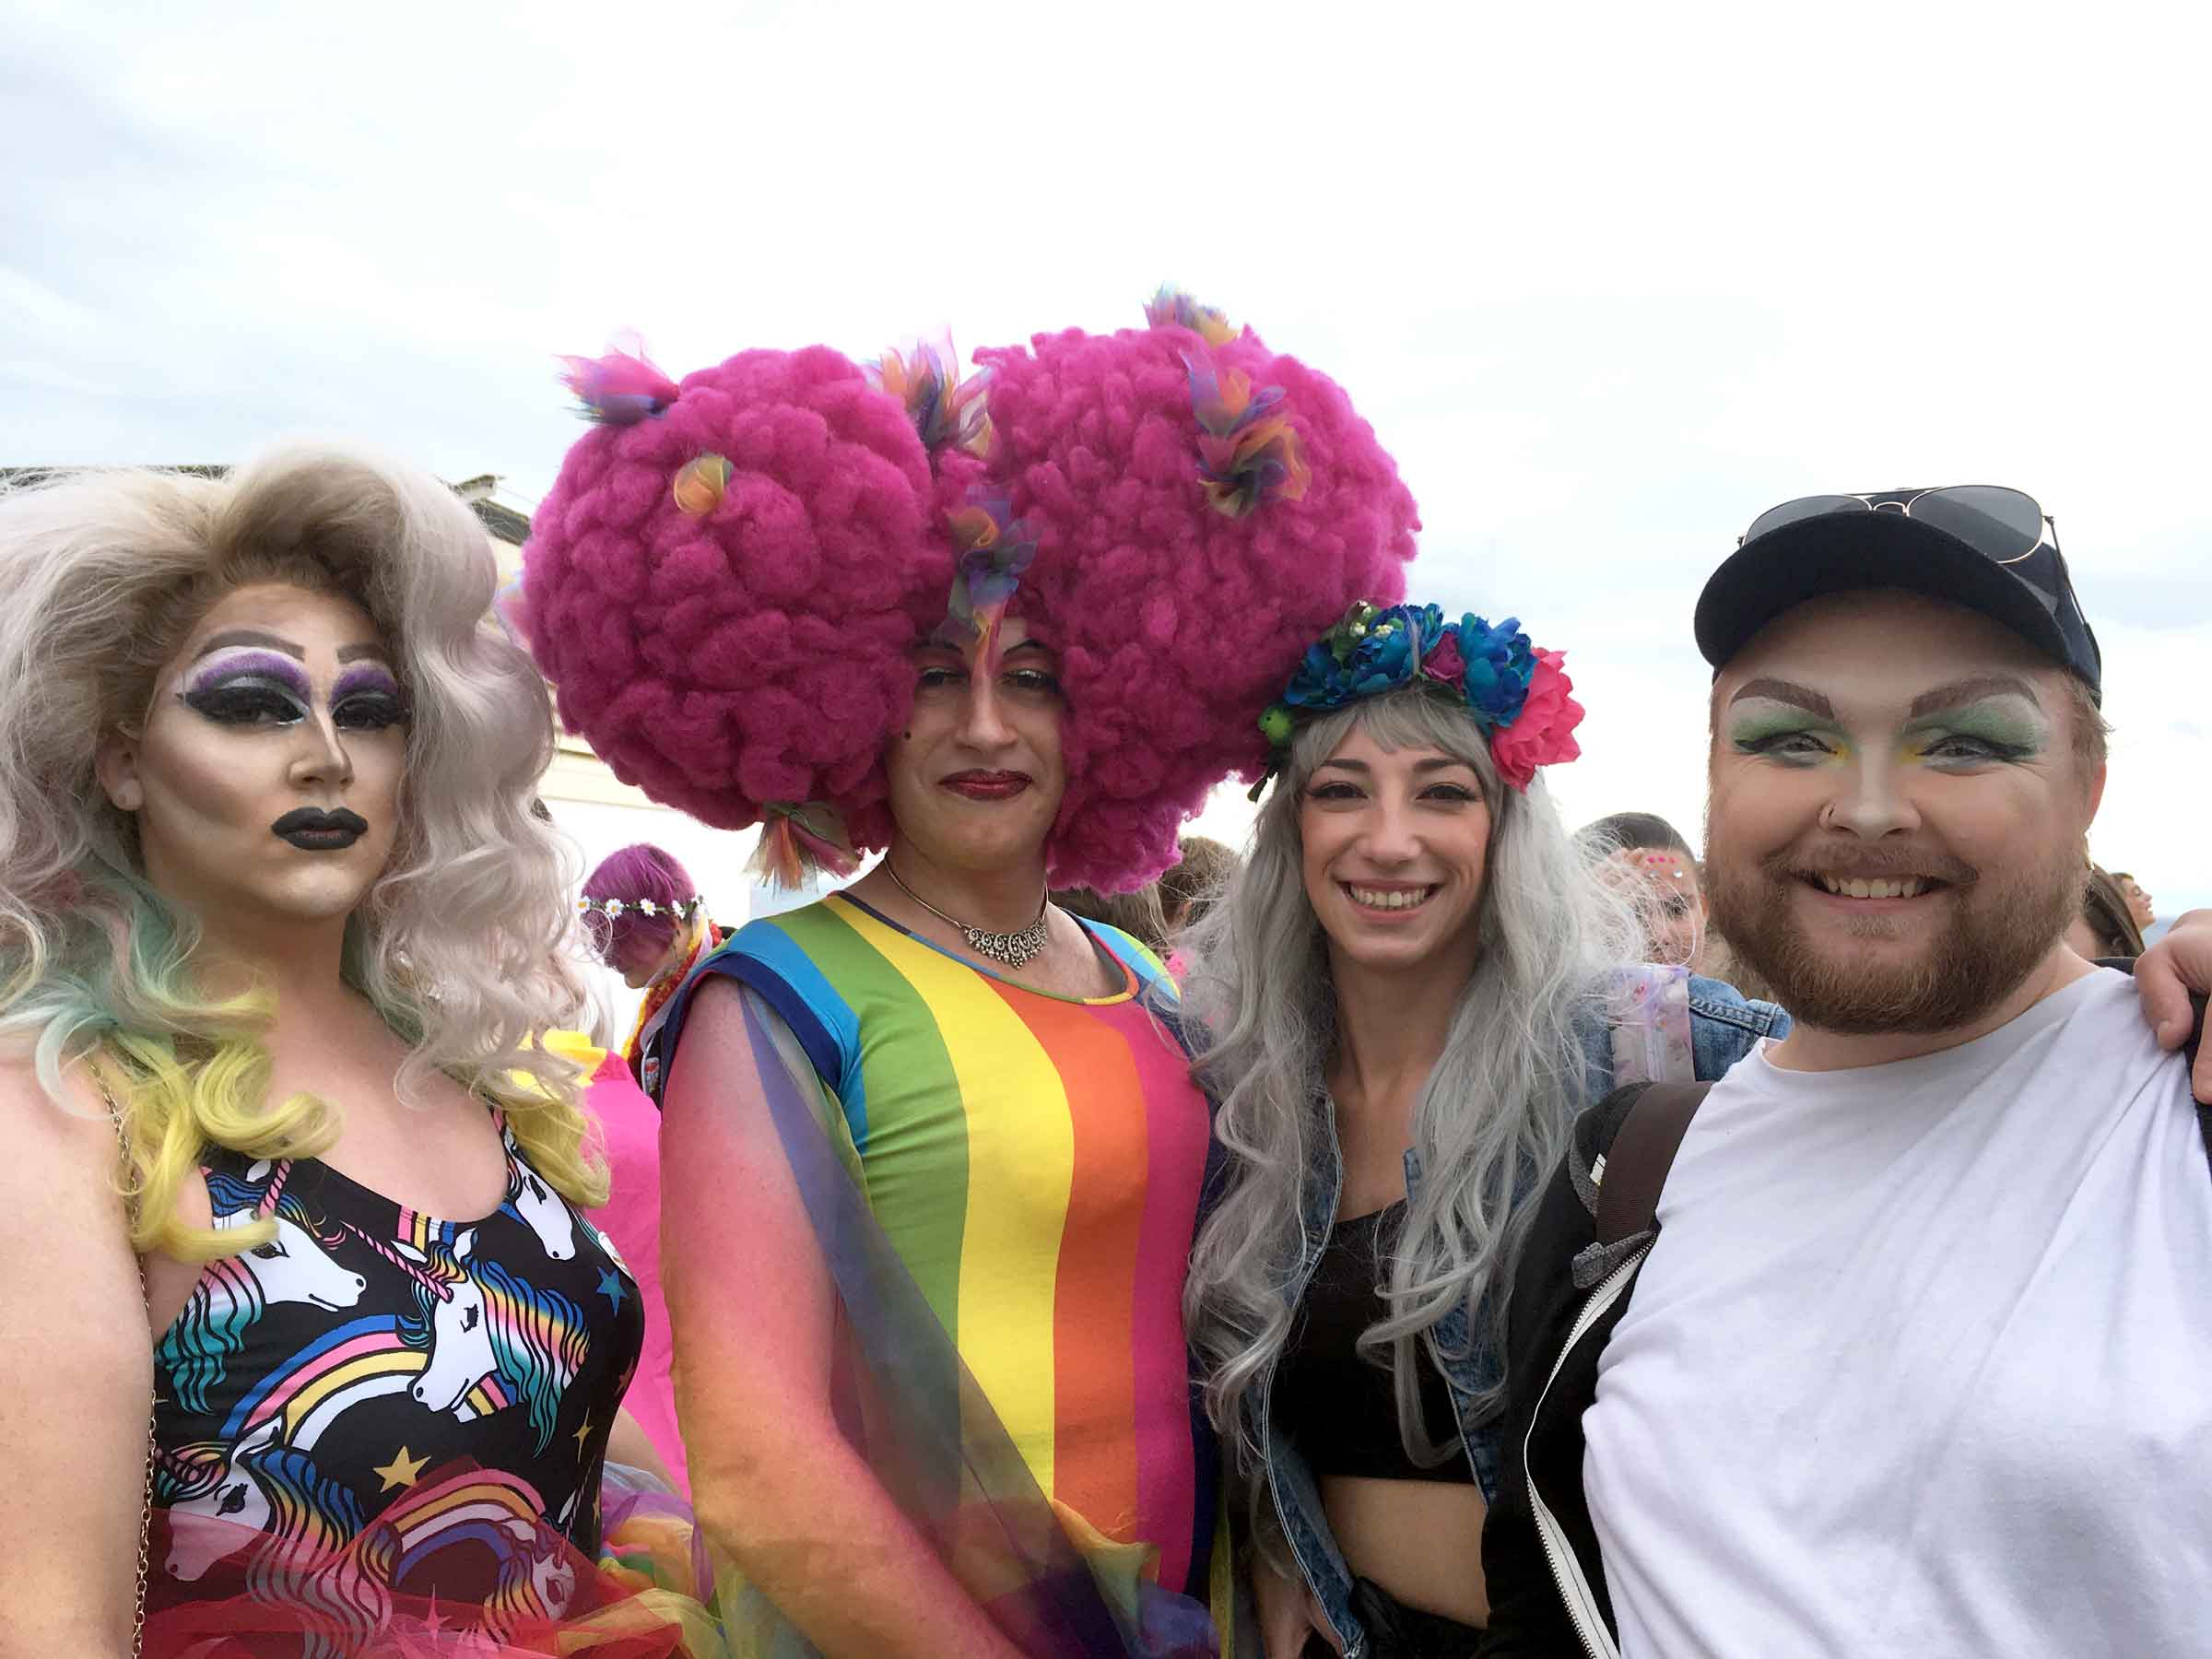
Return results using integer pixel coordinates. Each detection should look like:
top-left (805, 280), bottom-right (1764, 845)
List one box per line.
top-left (270, 807), bottom-right (370, 852)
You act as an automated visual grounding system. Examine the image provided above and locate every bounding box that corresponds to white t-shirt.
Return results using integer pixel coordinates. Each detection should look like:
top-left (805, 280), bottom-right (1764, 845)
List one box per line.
top-left (1583, 969), bottom-right (2212, 1657)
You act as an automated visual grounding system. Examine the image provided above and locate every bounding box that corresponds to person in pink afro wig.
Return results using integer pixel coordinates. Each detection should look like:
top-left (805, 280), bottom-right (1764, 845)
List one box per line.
top-left (528, 299), bottom-right (1423, 1657)
top-left (524, 295), bottom-right (1417, 895)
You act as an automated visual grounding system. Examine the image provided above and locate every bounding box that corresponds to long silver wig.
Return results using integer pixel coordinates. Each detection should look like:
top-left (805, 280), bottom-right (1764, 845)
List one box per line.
top-left (1179, 687), bottom-right (1636, 1512)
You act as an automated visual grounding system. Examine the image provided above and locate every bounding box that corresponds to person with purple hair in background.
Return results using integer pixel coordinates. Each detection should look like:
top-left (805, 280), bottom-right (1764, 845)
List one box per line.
top-left (521, 293), bottom-right (1420, 1656)
top-left (577, 842), bottom-right (722, 1100)
top-left (547, 842), bottom-right (722, 1498)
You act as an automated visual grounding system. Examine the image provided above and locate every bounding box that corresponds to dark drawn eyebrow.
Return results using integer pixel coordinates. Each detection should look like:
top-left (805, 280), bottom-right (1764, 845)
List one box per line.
top-left (194, 629), bottom-right (303, 661)
top-left (194, 629), bottom-right (387, 665)
top-left (1727, 677), bottom-right (1835, 719)
top-left (1906, 675), bottom-right (2043, 718)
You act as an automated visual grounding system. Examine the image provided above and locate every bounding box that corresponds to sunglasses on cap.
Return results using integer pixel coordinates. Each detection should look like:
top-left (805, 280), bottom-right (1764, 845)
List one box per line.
top-left (1741, 485), bottom-right (2054, 563)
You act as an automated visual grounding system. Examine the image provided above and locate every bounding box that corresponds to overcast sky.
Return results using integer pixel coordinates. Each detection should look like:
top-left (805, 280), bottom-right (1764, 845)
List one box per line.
top-left (7, 0), bottom-right (2206, 919)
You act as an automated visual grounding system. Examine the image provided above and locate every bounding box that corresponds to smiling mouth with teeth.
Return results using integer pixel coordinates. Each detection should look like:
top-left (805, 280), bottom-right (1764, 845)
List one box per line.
top-left (1346, 885), bottom-right (1440, 912)
top-left (1807, 874), bottom-right (1941, 900)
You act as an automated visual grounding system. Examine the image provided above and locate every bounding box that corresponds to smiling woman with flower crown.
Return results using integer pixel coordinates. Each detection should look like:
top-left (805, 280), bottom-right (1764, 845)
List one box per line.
top-left (1177, 600), bottom-right (1791, 1658)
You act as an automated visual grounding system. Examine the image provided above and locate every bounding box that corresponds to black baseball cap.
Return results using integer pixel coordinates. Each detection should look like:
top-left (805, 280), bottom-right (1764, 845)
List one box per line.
top-left (1694, 488), bottom-right (2103, 701)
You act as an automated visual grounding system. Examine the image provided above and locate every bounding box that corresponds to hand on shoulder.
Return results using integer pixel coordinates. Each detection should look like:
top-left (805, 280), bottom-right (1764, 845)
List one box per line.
top-left (2135, 909), bottom-right (2212, 1103)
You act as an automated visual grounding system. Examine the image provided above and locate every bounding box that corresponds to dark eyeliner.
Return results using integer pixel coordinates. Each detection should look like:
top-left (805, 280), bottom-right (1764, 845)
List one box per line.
top-left (181, 678), bottom-right (311, 725)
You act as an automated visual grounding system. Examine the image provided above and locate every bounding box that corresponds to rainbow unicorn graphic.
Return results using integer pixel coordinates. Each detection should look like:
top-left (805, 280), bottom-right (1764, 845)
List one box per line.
top-left (157, 1434), bottom-right (578, 1654)
top-left (157, 1423), bottom-right (390, 1659)
top-left (384, 1226), bottom-right (591, 1453)
top-left (361, 1465), bottom-right (580, 1631)
top-left (157, 1160), bottom-right (368, 1415)
top-left (500, 1143), bottom-right (579, 1262)
top-left (159, 1420), bottom-right (362, 1584)
top-left (213, 1309), bottom-right (429, 1454)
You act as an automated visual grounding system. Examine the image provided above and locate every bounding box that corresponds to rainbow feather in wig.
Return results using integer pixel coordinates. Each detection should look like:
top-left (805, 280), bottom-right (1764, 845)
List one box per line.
top-left (556, 331), bottom-right (680, 426)
top-left (869, 330), bottom-right (994, 459)
top-left (942, 495), bottom-right (1037, 674)
top-left (1144, 286), bottom-right (1239, 347)
top-left (1183, 355), bottom-right (1311, 518)
top-left (748, 803), bottom-right (862, 891)
top-left (671, 453), bottom-right (733, 516)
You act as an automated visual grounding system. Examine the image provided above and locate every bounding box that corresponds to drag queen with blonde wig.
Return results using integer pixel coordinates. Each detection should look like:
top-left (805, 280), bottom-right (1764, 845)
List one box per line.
top-left (0, 449), bottom-right (712, 1657)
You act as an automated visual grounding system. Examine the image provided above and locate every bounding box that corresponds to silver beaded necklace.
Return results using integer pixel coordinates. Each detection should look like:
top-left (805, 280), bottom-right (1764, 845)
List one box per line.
top-left (885, 860), bottom-right (1053, 969)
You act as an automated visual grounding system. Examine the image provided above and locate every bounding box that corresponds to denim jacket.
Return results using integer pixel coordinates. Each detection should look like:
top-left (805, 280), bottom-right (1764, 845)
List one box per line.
top-left (1253, 972), bottom-right (1789, 1657)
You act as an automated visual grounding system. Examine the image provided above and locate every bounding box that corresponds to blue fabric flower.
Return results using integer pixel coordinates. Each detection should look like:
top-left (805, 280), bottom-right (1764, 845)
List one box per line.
top-left (1281, 603), bottom-right (1441, 711)
top-left (1454, 613), bottom-right (1535, 731)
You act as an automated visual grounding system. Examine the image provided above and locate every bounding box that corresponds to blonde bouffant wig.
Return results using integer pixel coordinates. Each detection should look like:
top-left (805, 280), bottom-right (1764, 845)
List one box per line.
top-left (0, 445), bottom-right (605, 1261)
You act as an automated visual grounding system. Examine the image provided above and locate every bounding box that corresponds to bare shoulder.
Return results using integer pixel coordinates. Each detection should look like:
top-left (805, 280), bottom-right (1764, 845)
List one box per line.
top-left (685, 971), bottom-right (750, 1034)
top-left (0, 1048), bottom-right (143, 1331)
top-left (664, 973), bottom-right (805, 1115)
top-left (665, 972), bottom-right (765, 1078)
top-left (0, 1049), bottom-right (120, 1178)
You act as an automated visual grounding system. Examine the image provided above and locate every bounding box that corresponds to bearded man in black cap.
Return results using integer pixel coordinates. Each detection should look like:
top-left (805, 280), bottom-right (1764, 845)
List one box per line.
top-left (1481, 488), bottom-right (2212, 1657)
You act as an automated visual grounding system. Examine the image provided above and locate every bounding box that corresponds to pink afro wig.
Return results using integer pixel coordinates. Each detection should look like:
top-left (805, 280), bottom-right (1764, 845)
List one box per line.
top-left (524, 347), bottom-right (959, 850)
top-left (977, 311), bottom-right (1418, 890)
top-left (525, 304), bottom-right (1418, 893)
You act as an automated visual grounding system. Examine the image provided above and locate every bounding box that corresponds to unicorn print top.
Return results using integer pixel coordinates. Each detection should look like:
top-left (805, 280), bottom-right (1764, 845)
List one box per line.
top-left (150, 1113), bottom-right (643, 1598)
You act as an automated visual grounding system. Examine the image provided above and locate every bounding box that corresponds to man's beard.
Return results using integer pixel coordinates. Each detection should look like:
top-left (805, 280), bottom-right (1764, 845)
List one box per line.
top-left (1704, 835), bottom-right (2081, 1035)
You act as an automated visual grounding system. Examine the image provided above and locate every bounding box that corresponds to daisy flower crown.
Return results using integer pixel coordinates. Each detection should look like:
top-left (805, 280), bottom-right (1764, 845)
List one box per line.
top-left (1253, 601), bottom-right (1585, 797)
top-left (576, 894), bottom-right (706, 924)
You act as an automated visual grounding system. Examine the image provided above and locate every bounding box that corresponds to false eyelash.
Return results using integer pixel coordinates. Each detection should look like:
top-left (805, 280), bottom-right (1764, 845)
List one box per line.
top-left (1732, 729), bottom-right (1831, 756)
top-left (182, 683), bottom-right (311, 724)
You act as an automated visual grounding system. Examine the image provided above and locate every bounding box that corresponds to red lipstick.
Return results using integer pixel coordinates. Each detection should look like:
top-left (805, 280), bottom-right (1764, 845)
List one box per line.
top-left (941, 771), bottom-right (1031, 802)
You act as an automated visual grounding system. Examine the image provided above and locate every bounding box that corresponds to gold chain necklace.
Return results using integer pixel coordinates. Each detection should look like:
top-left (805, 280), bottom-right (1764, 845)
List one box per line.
top-left (885, 861), bottom-right (1052, 969)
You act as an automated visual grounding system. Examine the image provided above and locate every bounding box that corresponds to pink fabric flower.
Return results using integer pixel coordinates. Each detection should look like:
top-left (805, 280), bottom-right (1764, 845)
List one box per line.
top-left (1419, 630), bottom-right (1466, 688)
top-left (1488, 648), bottom-right (1583, 791)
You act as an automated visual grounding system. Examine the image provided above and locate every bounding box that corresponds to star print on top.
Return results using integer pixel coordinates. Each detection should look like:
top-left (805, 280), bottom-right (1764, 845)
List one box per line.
top-left (150, 1112), bottom-right (644, 1618)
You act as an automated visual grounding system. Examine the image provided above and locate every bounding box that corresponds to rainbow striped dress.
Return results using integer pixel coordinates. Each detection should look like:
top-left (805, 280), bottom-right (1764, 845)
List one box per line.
top-left (699, 892), bottom-right (1223, 1606)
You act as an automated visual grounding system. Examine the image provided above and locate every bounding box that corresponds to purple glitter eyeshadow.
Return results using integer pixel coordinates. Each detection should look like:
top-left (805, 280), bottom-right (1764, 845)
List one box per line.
top-left (182, 649), bottom-right (314, 702)
top-left (332, 664), bottom-right (403, 701)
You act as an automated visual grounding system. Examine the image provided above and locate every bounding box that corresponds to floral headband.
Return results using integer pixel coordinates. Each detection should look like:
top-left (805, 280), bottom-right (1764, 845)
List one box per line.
top-left (1253, 601), bottom-right (1584, 797)
top-left (576, 894), bottom-right (706, 923)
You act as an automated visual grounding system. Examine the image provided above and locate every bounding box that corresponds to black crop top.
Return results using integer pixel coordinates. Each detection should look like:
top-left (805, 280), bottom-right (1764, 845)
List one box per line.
top-left (1273, 1200), bottom-right (1473, 1484)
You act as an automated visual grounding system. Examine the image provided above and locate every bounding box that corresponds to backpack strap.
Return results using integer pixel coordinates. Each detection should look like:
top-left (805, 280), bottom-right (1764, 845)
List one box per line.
top-left (1594, 1081), bottom-right (1714, 1247)
top-left (2184, 1000), bottom-right (2208, 1173)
